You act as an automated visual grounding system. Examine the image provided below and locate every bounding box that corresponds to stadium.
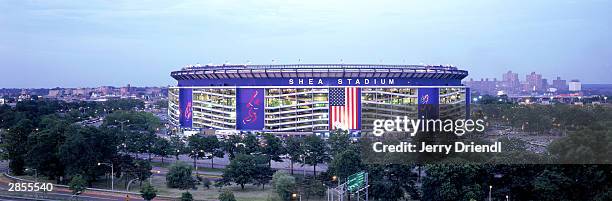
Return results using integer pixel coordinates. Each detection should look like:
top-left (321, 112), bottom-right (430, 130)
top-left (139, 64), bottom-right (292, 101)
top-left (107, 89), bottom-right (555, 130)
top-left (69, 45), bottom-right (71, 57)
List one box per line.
top-left (168, 64), bottom-right (470, 136)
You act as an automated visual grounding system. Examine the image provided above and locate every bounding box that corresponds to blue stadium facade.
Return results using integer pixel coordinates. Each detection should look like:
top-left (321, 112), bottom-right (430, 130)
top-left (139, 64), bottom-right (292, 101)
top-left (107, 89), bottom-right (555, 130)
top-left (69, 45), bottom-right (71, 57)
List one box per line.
top-left (169, 64), bottom-right (470, 135)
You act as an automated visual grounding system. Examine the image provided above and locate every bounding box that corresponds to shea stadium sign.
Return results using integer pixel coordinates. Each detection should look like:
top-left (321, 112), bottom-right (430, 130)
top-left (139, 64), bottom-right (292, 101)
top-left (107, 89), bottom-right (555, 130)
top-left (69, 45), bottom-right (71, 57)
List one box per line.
top-left (178, 77), bottom-right (461, 87)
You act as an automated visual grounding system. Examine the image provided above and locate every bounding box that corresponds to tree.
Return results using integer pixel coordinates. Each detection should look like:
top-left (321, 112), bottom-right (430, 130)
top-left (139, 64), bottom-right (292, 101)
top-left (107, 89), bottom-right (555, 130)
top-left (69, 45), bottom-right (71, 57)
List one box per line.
top-left (302, 135), bottom-right (330, 176)
top-left (261, 133), bottom-right (285, 167)
top-left (187, 135), bottom-right (205, 169)
top-left (328, 149), bottom-right (364, 180)
top-left (219, 190), bottom-right (237, 201)
top-left (222, 154), bottom-right (271, 189)
top-left (301, 178), bottom-right (326, 200)
top-left (138, 132), bottom-right (157, 161)
top-left (422, 164), bottom-right (485, 201)
top-left (134, 160), bottom-right (152, 186)
top-left (59, 126), bottom-right (118, 183)
top-left (532, 169), bottom-right (572, 201)
top-left (201, 135), bottom-right (224, 168)
top-left (369, 164), bottom-right (419, 201)
top-left (152, 137), bottom-right (172, 165)
top-left (272, 171), bottom-right (296, 201)
top-left (222, 154), bottom-right (254, 189)
top-left (169, 135), bottom-right (185, 160)
top-left (25, 116), bottom-right (69, 181)
top-left (223, 135), bottom-right (241, 160)
top-left (117, 154), bottom-right (137, 187)
top-left (238, 134), bottom-right (260, 155)
top-left (166, 162), bottom-right (196, 190)
top-left (3, 119), bottom-right (34, 175)
top-left (253, 155), bottom-right (274, 190)
top-left (140, 183), bottom-right (157, 201)
top-left (284, 136), bottom-right (303, 175)
top-left (328, 129), bottom-right (352, 156)
top-left (68, 175), bottom-right (87, 195)
top-left (103, 111), bottom-right (161, 133)
top-left (180, 191), bottom-right (193, 201)
top-left (548, 128), bottom-right (612, 164)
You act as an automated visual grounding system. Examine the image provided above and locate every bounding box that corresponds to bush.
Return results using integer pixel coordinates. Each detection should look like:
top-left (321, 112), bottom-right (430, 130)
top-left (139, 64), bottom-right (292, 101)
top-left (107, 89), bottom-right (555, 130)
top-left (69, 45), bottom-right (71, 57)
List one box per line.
top-left (68, 175), bottom-right (87, 195)
top-left (272, 171), bottom-right (296, 201)
top-left (180, 191), bottom-right (193, 201)
top-left (140, 183), bottom-right (157, 201)
top-left (166, 162), bottom-right (196, 190)
top-left (302, 178), bottom-right (326, 199)
top-left (213, 180), bottom-right (225, 189)
top-left (219, 190), bottom-right (237, 201)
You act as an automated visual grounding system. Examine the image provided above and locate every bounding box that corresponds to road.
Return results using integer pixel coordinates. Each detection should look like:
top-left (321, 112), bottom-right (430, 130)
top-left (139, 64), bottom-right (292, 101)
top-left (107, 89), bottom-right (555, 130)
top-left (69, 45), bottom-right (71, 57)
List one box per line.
top-left (0, 161), bottom-right (172, 201)
top-left (138, 152), bottom-right (328, 175)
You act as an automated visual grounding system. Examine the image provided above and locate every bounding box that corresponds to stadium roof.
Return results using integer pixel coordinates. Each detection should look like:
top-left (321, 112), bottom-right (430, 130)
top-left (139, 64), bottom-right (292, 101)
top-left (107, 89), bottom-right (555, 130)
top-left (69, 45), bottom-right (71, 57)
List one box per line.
top-left (171, 64), bottom-right (468, 80)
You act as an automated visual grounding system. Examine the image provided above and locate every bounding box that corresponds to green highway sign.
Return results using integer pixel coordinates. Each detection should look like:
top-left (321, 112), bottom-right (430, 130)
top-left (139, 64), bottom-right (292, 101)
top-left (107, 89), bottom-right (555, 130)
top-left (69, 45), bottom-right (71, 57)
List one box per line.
top-left (347, 171), bottom-right (366, 192)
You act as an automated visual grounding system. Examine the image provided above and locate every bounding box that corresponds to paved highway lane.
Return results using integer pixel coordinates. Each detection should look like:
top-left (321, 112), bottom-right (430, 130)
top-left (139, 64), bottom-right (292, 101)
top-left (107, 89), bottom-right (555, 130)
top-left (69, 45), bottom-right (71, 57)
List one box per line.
top-left (137, 153), bottom-right (328, 175)
top-left (0, 161), bottom-right (174, 201)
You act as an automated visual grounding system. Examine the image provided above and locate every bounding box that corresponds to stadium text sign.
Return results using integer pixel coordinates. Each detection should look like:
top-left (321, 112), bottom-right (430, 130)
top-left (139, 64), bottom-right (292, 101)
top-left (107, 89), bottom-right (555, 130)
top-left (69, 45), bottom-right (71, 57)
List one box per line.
top-left (289, 78), bottom-right (395, 86)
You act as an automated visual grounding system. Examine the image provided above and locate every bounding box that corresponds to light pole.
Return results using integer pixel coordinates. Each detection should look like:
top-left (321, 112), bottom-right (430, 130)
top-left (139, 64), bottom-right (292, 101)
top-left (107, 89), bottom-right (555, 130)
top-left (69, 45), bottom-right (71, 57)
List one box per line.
top-left (506, 195), bottom-right (509, 201)
top-left (489, 185), bottom-right (492, 201)
top-left (26, 168), bottom-right (37, 182)
top-left (115, 119), bottom-right (129, 132)
top-left (149, 170), bottom-right (161, 183)
top-left (98, 162), bottom-right (114, 191)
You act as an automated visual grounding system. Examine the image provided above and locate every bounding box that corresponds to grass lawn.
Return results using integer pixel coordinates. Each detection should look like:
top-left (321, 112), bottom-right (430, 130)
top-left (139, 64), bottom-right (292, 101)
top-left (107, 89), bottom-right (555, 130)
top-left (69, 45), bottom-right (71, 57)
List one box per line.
top-left (144, 175), bottom-right (279, 201)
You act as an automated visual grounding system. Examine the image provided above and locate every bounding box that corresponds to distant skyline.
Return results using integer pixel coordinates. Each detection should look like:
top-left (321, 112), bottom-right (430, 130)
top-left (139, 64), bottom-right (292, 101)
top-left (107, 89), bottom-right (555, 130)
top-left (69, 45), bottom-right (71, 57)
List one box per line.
top-left (1, 0), bottom-right (611, 88)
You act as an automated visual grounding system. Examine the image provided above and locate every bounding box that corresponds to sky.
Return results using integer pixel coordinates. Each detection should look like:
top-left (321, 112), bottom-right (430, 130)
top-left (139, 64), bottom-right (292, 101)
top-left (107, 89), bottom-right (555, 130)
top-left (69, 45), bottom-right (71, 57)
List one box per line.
top-left (1, 0), bottom-right (611, 88)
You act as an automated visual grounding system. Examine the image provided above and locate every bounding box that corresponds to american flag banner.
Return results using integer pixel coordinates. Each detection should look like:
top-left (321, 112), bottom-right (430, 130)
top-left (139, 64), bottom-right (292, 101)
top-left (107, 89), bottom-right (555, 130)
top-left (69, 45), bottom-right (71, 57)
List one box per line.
top-left (329, 87), bottom-right (361, 130)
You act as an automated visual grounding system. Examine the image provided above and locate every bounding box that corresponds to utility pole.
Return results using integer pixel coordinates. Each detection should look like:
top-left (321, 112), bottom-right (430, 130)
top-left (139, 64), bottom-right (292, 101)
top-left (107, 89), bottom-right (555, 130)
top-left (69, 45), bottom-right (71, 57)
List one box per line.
top-left (98, 162), bottom-right (114, 191)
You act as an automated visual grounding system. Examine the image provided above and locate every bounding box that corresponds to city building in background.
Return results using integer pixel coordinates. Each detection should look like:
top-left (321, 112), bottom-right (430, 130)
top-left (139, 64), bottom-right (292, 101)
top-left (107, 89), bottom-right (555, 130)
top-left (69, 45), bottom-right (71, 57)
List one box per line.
top-left (569, 80), bottom-right (582, 92)
top-left (169, 64), bottom-right (470, 136)
top-left (552, 77), bottom-right (568, 92)
top-left (465, 70), bottom-right (586, 97)
top-left (525, 72), bottom-right (544, 92)
top-left (502, 70), bottom-right (520, 95)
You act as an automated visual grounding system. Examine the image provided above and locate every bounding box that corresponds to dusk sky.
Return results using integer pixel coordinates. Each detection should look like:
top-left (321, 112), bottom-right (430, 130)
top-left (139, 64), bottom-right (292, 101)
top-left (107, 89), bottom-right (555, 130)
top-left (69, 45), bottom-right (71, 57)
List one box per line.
top-left (1, 0), bottom-right (611, 88)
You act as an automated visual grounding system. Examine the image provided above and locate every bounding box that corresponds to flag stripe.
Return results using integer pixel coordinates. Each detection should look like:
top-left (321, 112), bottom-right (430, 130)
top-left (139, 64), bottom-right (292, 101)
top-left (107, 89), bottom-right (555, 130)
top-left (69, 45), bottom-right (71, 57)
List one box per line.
top-left (329, 87), bottom-right (359, 130)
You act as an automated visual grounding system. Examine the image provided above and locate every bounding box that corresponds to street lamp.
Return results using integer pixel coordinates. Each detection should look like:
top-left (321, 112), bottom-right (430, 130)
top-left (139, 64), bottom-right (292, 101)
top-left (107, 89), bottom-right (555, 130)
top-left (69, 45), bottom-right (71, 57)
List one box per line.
top-left (489, 185), bottom-right (492, 201)
top-left (149, 170), bottom-right (161, 183)
top-left (115, 119), bottom-right (130, 131)
top-left (98, 162), bottom-right (114, 191)
top-left (26, 168), bottom-right (37, 182)
top-left (292, 193), bottom-right (302, 201)
top-left (506, 195), bottom-right (509, 201)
